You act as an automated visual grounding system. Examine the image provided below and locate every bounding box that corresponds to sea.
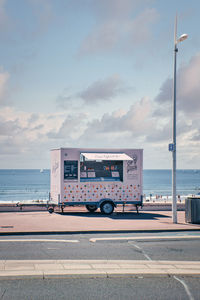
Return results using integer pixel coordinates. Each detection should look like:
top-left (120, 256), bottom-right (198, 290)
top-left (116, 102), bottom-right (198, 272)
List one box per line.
top-left (0, 169), bottom-right (200, 203)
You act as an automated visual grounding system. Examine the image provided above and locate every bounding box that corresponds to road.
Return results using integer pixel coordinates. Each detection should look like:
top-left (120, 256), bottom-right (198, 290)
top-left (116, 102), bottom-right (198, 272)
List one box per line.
top-left (1, 231), bottom-right (200, 260)
top-left (0, 277), bottom-right (200, 300)
top-left (0, 231), bottom-right (200, 299)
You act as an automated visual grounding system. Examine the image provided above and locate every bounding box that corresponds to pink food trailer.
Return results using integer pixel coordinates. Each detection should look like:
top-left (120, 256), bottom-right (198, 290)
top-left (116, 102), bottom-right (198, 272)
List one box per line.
top-left (49, 148), bottom-right (143, 214)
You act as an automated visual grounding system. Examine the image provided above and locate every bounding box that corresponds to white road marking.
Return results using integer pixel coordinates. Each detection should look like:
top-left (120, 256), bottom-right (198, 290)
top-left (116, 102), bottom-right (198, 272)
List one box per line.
top-left (143, 253), bottom-right (152, 261)
top-left (132, 244), bottom-right (141, 250)
top-left (89, 235), bottom-right (200, 243)
top-left (0, 289), bottom-right (6, 299)
top-left (174, 276), bottom-right (195, 300)
top-left (129, 242), bottom-right (152, 261)
top-left (47, 248), bottom-right (59, 250)
top-left (0, 239), bottom-right (79, 243)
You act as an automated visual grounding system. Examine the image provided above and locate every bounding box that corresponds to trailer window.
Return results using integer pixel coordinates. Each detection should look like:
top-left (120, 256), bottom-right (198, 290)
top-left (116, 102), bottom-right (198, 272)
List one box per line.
top-left (64, 161), bottom-right (78, 180)
top-left (80, 160), bottom-right (123, 182)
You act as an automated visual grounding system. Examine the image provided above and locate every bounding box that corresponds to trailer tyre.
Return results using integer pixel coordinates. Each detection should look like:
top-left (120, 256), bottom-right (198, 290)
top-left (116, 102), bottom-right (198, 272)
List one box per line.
top-left (86, 205), bottom-right (97, 213)
top-left (48, 207), bottom-right (54, 214)
top-left (100, 201), bottom-right (114, 215)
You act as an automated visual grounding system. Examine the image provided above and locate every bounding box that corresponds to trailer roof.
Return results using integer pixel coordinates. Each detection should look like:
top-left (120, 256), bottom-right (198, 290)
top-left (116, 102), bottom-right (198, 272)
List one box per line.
top-left (81, 152), bottom-right (133, 161)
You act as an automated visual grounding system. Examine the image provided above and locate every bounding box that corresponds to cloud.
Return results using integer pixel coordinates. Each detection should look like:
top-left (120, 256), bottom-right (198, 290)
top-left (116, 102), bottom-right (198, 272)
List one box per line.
top-left (0, 107), bottom-right (64, 152)
top-left (48, 113), bottom-right (87, 140)
top-left (56, 95), bottom-right (74, 110)
top-left (90, 0), bottom-right (137, 20)
top-left (78, 1), bottom-right (159, 55)
top-left (146, 52), bottom-right (200, 155)
top-left (79, 21), bottom-right (121, 54)
top-left (127, 8), bottom-right (159, 45)
top-left (57, 74), bottom-right (128, 108)
top-left (178, 53), bottom-right (200, 114)
top-left (51, 96), bottom-right (158, 150)
top-left (0, 69), bottom-right (10, 105)
top-left (145, 115), bottom-right (193, 143)
top-left (56, 96), bottom-right (153, 148)
top-left (155, 53), bottom-right (200, 116)
top-left (69, 0), bottom-right (140, 21)
top-left (0, 137), bottom-right (24, 155)
top-left (190, 131), bottom-right (200, 141)
top-left (0, 107), bottom-right (70, 167)
top-left (27, 113), bottom-right (40, 125)
top-left (0, 119), bottom-right (21, 136)
top-left (79, 74), bottom-right (124, 104)
top-left (79, 97), bottom-right (153, 141)
top-left (0, 90), bottom-right (199, 168)
top-left (154, 77), bottom-right (172, 104)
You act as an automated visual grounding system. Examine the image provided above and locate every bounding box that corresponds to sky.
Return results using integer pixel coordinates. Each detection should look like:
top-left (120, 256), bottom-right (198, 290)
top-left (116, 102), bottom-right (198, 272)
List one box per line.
top-left (0, 0), bottom-right (200, 169)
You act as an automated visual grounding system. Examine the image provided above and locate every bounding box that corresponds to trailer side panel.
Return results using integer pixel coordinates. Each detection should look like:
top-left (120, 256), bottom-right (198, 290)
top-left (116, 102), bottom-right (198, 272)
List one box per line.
top-left (50, 149), bottom-right (61, 203)
top-left (57, 148), bottom-right (143, 206)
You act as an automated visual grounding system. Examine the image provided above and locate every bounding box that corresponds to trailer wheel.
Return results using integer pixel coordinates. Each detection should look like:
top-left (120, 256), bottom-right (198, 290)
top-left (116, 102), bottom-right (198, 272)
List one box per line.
top-left (48, 207), bottom-right (54, 214)
top-left (100, 201), bottom-right (114, 215)
top-left (86, 205), bottom-right (97, 213)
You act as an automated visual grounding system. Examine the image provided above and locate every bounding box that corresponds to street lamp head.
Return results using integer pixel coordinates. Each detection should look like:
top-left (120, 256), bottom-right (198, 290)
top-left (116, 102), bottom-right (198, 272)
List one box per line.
top-left (177, 33), bottom-right (188, 43)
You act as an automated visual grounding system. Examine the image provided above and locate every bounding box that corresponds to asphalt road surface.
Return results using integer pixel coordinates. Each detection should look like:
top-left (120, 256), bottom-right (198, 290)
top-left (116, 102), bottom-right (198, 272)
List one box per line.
top-left (0, 231), bottom-right (200, 299)
top-left (0, 276), bottom-right (200, 300)
top-left (0, 231), bottom-right (200, 261)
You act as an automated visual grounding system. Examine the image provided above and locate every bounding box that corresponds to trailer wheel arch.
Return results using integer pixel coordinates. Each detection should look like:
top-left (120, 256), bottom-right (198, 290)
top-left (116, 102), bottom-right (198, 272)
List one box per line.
top-left (100, 200), bottom-right (115, 215)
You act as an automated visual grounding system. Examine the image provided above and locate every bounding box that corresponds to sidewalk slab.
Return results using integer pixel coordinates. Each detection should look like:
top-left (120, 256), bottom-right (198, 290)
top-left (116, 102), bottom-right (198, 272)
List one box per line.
top-left (5, 263), bottom-right (35, 271)
top-left (0, 260), bottom-right (200, 278)
top-left (0, 210), bottom-right (200, 235)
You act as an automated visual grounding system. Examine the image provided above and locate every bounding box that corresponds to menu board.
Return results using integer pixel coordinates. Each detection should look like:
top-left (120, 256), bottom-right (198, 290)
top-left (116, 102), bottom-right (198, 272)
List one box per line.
top-left (64, 161), bottom-right (78, 180)
top-left (112, 171), bottom-right (120, 177)
top-left (80, 161), bottom-right (123, 182)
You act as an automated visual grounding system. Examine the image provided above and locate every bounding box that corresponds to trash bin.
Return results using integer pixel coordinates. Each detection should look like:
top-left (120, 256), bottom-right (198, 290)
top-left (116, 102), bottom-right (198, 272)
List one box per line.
top-left (185, 197), bottom-right (200, 224)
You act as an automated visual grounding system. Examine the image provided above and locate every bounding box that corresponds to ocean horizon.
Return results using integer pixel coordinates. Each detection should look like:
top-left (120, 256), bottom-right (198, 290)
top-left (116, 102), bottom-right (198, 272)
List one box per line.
top-left (0, 169), bottom-right (200, 203)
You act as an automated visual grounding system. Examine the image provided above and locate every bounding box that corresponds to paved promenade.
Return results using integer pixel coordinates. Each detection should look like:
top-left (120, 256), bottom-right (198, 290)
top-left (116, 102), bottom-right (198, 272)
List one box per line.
top-left (1, 260), bottom-right (200, 278)
top-left (0, 208), bottom-right (199, 234)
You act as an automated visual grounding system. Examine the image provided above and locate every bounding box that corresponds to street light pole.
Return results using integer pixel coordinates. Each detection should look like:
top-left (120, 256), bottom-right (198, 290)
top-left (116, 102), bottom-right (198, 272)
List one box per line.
top-left (172, 15), bottom-right (188, 224)
top-left (172, 25), bottom-right (177, 224)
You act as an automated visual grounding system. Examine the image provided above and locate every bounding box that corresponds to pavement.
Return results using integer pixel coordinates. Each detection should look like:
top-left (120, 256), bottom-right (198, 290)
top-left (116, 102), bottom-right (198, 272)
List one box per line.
top-left (0, 206), bottom-right (199, 235)
top-left (1, 260), bottom-right (200, 278)
top-left (0, 206), bottom-right (200, 278)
